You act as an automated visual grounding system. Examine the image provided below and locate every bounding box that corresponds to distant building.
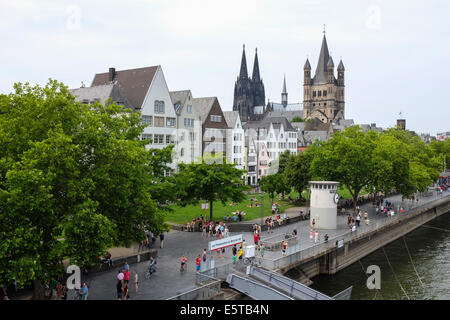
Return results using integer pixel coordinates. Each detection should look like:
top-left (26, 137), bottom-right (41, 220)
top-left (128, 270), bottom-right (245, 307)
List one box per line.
top-left (265, 75), bottom-right (303, 114)
top-left (194, 97), bottom-right (228, 160)
top-left (223, 111), bottom-right (245, 170)
top-left (437, 132), bottom-right (450, 141)
top-left (70, 82), bottom-right (133, 110)
top-left (170, 90), bottom-right (202, 164)
top-left (233, 45), bottom-right (266, 122)
top-left (303, 33), bottom-right (345, 124)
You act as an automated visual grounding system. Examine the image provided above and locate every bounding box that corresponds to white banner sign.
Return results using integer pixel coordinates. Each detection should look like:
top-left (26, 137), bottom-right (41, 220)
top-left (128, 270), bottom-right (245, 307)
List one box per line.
top-left (208, 234), bottom-right (243, 251)
top-left (201, 203), bottom-right (209, 209)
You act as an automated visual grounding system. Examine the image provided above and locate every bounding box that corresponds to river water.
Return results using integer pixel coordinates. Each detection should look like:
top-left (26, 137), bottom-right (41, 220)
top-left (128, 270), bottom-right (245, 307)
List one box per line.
top-left (310, 212), bottom-right (450, 300)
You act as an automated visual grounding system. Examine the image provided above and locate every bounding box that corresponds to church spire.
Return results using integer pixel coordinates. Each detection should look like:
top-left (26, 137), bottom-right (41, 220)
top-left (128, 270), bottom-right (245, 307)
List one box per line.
top-left (252, 48), bottom-right (261, 82)
top-left (239, 44), bottom-right (248, 78)
top-left (313, 34), bottom-right (330, 84)
top-left (282, 74), bottom-right (288, 107)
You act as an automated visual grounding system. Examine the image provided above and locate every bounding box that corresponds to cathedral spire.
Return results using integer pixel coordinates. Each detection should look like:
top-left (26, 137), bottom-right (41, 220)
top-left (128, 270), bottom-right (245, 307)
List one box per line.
top-left (252, 48), bottom-right (261, 82)
top-left (239, 44), bottom-right (248, 79)
top-left (282, 74), bottom-right (288, 107)
top-left (313, 34), bottom-right (330, 84)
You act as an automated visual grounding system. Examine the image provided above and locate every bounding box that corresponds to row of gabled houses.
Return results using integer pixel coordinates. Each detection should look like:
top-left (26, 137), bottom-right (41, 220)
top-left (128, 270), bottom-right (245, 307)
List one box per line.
top-left (70, 65), bottom-right (308, 186)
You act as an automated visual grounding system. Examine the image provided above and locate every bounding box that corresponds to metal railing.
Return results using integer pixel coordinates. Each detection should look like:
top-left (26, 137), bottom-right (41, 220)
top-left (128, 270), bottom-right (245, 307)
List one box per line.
top-left (260, 233), bottom-right (297, 251)
top-left (166, 273), bottom-right (222, 300)
top-left (259, 193), bottom-right (450, 271)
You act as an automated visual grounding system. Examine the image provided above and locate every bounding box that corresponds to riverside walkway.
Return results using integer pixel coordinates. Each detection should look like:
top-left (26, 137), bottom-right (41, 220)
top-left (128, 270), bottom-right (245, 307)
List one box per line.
top-left (83, 189), bottom-right (449, 300)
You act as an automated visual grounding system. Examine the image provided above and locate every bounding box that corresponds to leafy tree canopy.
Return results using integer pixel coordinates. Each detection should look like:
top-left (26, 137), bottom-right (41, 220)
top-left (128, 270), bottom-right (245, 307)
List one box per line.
top-left (0, 80), bottom-right (170, 297)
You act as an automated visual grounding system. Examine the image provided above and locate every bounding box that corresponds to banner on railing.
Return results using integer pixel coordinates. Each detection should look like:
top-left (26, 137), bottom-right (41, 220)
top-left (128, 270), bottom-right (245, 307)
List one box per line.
top-left (208, 234), bottom-right (243, 251)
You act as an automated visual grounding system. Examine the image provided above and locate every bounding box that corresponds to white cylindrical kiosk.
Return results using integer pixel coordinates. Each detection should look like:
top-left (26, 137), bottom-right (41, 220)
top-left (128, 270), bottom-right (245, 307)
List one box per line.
top-left (309, 181), bottom-right (339, 230)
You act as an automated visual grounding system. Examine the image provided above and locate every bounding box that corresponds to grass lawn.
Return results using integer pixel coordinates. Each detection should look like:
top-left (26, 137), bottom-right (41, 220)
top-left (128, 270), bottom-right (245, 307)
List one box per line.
top-left (165, 191), bottom-right (304, 225)
top-left (165, 185), bottom-right (370, 225)
top-left (337, 185), bottom-right (371, 199)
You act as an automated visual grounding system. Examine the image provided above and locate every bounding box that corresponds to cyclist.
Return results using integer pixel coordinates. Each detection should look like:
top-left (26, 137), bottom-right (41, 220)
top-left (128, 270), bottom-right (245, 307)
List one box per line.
top-left (148, 257), bottom-right (157, 274)
top-left (180, 255), bottom-right (187, 271)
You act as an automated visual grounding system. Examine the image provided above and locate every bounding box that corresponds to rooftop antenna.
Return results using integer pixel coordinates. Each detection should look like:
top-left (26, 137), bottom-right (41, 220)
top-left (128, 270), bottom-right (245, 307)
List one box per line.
top-left (323, 24), bottom-right (326, 35)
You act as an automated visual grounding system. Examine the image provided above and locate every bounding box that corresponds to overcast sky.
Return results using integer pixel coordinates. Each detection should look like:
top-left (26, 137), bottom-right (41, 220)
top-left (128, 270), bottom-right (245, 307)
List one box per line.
top-left (1, 0), bottom-right (449, 135)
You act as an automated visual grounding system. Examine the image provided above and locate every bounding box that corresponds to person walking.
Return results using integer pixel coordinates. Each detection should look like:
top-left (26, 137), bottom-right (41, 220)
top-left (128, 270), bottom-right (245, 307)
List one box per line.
top-left (116, 280), bottom-right (123, 300)
top-left (123, 283), bottom-right (130, 300)
top-left (195, 255), bottom-right (201, 272)
top-left (253, 232), bottom-right (259, 246)
top-left (202, 249), bottom-right (207, 264)
top-left (232, 245), bottom-right (237, 265)
top-left (356, 213), bottom-right (361, 227)
top-left (259, 243), bottom-right (265, 258)
top-left (159, 232), bottom-right (165, 249)
top-left (282, 240), bottom-right (287, 257)
top-left (180, 255), bottom-right (187, 272)
top-left (80, 283), bottom-right (88, 300)
top-left (202, 223), bottom-right (207, 238)
top-left (123, 268), bottom-right (130, 285)
top-left (292, 227), bottom-right (297, 236)
top-left (309, 229), bottom-right (313, 242)
top-left (314, 230), bottom-right (319, 243)
top-left (311, 219), bottom-right (316, 229)
top-left (324, 234), bottom-right (329, 243)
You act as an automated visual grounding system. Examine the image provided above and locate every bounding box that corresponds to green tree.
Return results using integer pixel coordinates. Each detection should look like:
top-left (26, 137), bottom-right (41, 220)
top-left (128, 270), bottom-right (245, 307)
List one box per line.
top-left (0, 80), bottom-right (168, 298)
top-left (176, 160), bottom-right (250, 221)
top-left (259, 173), bottom-right (290, 207)
top-left (430, 139), bottom-right (450, 170)
top-left (291, 116), bottom-right (304, 123)
top-left (284, 151), bottom-right (312, 200)
top-left (308, 126), bottom-right (379, 210)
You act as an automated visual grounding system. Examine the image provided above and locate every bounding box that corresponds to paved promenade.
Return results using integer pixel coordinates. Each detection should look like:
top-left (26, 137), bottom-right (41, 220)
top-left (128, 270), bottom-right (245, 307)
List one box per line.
top-left (82, 189), bottom-right (449, 300)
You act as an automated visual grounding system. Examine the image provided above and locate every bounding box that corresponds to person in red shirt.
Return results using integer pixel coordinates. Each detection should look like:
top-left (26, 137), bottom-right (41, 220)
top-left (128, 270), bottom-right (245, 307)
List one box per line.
top-left (123, 269), bottom-right (130, 284)
top-left (195, 255), bottom-right (201, 271)
top-left (254, 233), bottom-right (259, 246)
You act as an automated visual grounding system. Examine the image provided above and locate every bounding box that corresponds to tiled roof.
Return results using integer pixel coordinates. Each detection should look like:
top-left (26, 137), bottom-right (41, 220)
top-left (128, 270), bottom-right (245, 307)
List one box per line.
top-left (91, 66), bottom-right (158, 110)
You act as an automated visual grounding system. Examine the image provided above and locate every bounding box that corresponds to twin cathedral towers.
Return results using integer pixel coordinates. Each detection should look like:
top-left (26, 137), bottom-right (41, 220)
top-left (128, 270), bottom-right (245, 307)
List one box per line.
top-left (233, 33), bottom-right (345, 123)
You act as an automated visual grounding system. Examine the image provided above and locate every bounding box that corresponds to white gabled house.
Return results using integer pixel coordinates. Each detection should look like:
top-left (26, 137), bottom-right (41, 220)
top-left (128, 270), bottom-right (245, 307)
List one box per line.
top-left (224, 111), bottom-right (245, 170)
top-left (90, 65), bottom-right (178, 174)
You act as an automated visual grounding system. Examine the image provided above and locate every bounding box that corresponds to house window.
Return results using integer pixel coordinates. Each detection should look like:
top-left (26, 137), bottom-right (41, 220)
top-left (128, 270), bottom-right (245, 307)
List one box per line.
top-left (313, 91), bottom-right (316, 97)
top-left (180, 148), bottom-right (185, 157)
top-left (318, 91), bottom-right (322, 97)
top-left (186, 105), bottom-right (192, 113)
top-left (142, 115), bottom-right (152, 126)
top-left (82, 99), bottom-right (89, 104)
top-left (154, 134), bottom-right (164, 144)
top-left (166, 135), bottom-right (175, 144)
top-left (166, 117), bottom-right (176, 127)
top-left (210, 115), bottom-right (222, 122)
top-left (154, 116), bottom-right (165, 127)
top-left (323, 90), bottom-right (327, 97)
top-left (184, 118), bottom-right (194, 127)
top-left (154, 100), bottom-right (165, 114)
top-left (141, 134), bottom-right (152, 143)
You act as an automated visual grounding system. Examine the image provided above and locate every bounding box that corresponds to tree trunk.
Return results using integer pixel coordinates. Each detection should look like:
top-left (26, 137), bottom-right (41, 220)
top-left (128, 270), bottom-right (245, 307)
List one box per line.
top-left (32, 280), bottom-right (46, 300)
top-left (209, 200), bottom-right (213, 222)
